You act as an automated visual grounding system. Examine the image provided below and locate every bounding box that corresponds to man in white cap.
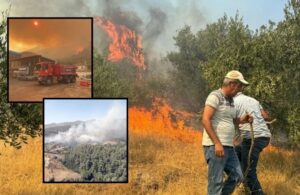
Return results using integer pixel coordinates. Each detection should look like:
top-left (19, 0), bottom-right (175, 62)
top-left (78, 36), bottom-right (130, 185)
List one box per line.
top-left (234, 92), bottom-right (271, 195)
top-left (202, 70), bottom-right (252, 195)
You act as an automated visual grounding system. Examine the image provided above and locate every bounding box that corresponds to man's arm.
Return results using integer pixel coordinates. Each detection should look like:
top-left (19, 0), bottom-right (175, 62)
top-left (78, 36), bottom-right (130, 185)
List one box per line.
top-left (202, 105), bottom-right (224, 157)
top-left (233, 118), bottom-right (242, 146)
top-left (261, 109), bottom-right (271, 121)
top-left (235, 113), bottom-right (253, 124)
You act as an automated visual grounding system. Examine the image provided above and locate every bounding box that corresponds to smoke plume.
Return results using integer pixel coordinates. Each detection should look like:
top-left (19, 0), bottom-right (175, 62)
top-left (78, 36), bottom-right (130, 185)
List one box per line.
top-left (9, 18), bottom-right (91, 60)
top-left (6, 0), bottom-right (206, 59)
top-left (45, 102), bottom-right (126, 144)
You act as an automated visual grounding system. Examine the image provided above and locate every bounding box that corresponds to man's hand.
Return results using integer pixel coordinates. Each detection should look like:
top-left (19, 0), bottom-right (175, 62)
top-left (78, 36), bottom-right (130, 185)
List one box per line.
top-left (215, 142), bottom-right (224, 157)
top-left (240, 113), bottom-right (253, 124)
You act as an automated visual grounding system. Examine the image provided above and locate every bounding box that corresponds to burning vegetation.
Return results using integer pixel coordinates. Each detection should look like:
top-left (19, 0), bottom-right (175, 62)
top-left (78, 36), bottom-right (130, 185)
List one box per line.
top-left (129, 98), bottom-right (201, 143)
top-left (95, 16), bottom-right (146, 69)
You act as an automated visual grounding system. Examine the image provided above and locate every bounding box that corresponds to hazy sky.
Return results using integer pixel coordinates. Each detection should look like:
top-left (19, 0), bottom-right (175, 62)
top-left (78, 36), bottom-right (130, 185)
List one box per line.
top-left (44, 99), bottom-right (127, 124)
top-left (9, 18), bottom-right (91, 60)
top-left (1, 0), bottom-right (288, 56)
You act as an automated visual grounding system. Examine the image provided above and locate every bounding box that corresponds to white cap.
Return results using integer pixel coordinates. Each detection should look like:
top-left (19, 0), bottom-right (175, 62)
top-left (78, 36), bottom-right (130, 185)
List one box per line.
top-left (225, 70), bottom-right (249, 85)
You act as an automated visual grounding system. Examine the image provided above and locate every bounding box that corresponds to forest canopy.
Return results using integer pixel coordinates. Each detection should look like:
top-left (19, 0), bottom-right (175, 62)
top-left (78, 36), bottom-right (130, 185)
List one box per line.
top-left (63, 142), bottom-right (127, 182)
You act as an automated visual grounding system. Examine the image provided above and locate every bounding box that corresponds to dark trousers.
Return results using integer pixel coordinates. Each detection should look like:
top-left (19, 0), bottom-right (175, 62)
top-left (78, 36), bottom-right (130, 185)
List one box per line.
top-left (235, 137), bottom-right (270, 195)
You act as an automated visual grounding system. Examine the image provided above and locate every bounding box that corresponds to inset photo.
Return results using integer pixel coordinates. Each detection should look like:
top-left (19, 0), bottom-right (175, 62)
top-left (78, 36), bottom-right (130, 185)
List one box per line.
top-left (8, 18), bottom-right (92, 102)
top-left (43, 98), bottom-right (128, 183)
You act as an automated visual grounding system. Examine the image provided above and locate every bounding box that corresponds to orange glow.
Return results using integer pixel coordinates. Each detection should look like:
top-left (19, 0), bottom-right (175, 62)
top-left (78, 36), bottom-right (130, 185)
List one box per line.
top-left (94, 16), bottom-right (146, 69)
top-left (9, 19), bottom-right (91, 59)
top-left (76, 47), bottom-right (84, 53)
top-left (9, 39), bottom-right (38, 52)
top-left (129, 98), bottom-right (201, 143)
top-left (127, 98), bottom-right (295, 151)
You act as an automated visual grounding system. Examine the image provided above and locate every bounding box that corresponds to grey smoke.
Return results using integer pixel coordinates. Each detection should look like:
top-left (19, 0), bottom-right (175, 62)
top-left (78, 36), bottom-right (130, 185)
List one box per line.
top-left (102, 0), bottom-right (143, 33)
top-left (143, 8), bottom-right (167, 54)
top-left (45, 102), bottom-right (126, 144)
top-left (6, 0), bottom-right (207, 58)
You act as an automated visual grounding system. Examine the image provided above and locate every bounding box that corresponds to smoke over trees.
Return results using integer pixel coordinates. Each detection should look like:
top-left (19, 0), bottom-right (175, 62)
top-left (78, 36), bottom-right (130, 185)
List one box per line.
top-left (94, 0), bottom-right (300, 144)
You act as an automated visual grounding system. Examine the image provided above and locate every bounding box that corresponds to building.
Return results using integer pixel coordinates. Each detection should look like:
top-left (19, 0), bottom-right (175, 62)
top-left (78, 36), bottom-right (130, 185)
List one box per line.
top-left (9, 54), bottom-right (55, 76)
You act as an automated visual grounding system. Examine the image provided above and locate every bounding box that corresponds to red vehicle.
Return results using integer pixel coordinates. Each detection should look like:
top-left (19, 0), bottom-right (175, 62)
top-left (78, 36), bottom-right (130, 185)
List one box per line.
top-left (35, 62), bottom-right (78, 85)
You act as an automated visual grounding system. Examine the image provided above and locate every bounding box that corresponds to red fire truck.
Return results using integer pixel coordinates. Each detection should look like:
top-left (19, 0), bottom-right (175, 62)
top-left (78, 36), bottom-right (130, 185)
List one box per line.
top-left (34, 62), bottom-right (78, 85)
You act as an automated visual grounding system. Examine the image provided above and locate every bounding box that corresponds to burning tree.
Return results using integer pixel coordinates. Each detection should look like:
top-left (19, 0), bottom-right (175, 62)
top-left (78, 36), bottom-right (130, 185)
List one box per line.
top-left (95, 16), bottom-right (146, 69)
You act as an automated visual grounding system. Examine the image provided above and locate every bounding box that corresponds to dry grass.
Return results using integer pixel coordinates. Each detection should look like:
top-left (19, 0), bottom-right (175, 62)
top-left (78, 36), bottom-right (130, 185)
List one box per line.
top-left (0, 132), bottom-right (299, 195)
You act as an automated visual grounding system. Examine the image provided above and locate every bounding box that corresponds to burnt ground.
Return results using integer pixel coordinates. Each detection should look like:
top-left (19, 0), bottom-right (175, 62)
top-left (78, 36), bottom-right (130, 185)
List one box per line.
top-left (8, 78), bottom-right (91, 102)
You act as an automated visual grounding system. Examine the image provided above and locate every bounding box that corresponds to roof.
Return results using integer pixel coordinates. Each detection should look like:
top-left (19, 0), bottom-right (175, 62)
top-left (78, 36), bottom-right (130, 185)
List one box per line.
top-left (9, 55), bottom-right (55, 62)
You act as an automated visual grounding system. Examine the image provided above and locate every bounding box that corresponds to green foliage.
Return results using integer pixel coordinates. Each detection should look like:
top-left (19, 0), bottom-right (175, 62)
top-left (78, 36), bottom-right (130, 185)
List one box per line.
top-left (93, 53), bottom-right (169, 108)
top-left (167, 26), bottom-right (208, 111)
top-left (63, 143), bottom-right (127, 182)
top-left (169, 1), bottom-right (300, 144)
top-left (93, 54), bottom-right (132, 98)
top-left (0, 12), bottom-right (42, 149)
top-left (197, 14), bottom-right (253, 89)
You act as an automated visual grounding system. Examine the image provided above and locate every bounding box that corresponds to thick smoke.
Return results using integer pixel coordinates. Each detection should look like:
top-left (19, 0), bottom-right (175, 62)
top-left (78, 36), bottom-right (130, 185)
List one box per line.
top-left (102, 0), bottom-right (143, 33)
top-left (6, 0), bottom-right (206, 59)
top-left (45, 103), bottom-right (126, 144)
top-left (143, 8), bottom-right (167, 54)
top-left (9, 19), bottom-right (91, 60)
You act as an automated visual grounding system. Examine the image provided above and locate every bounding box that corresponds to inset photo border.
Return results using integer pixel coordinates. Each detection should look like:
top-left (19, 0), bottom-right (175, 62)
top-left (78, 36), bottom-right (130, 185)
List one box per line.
top-left (42, 98), bottom-right (128, 183)
top-left (7, 17), bottom-right (93, 103)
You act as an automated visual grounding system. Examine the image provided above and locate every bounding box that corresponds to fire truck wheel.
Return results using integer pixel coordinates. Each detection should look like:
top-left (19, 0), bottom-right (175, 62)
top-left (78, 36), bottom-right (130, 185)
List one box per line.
top-left (71, 76), bottom-right (76, 83)
top-left (46, 77), bottom-right (53, 85)
top-left (65, 76), bottom-right (71, 84)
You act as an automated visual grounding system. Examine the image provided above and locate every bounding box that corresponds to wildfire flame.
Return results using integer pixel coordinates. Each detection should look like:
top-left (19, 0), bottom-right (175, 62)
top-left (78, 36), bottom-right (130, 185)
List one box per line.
top-left (128, 99), bottom-right (290, 152)
top-left (95, 16), bottom-right (146, 69)
top-left (129, 98), bottom-right (201, 143)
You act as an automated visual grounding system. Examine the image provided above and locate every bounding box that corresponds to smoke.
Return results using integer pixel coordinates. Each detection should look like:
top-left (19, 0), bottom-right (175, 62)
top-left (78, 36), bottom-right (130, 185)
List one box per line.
top-left (45, 102), bottom-right (126, 144)
top-left (6, 0), bottom-right (207, 59)
top-left (102, 0), bottom-right (143, 33)
top-left (143, 8), bottom-right (167, 54)
top-left (9, 18), bottom-right (91, 60)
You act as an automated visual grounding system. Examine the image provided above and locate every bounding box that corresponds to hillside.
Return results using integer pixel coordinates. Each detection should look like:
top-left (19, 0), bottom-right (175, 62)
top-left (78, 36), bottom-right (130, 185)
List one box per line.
top-left (44, 121), bottom-right (83, 137)
top-left (44, 141), bottom-right (127, 182)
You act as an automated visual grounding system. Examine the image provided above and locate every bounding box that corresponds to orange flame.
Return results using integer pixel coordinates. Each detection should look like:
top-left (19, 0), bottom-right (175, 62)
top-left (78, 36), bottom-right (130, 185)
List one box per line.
top-left (129, 98), bottom-right (201, 143)
top-left (95, 16), bottom-right (146, 69)
top-left (129, 98), bottom-right (297, 154)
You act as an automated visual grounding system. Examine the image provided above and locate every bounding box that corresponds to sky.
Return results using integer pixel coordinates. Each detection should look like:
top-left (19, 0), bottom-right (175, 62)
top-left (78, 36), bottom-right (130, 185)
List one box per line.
top-left (200, 0), bottom-right (287, 30)
top-left (9, 18), bottom-right (91, 60)
top-left (44, 99), bottom-right (127, 124)
top-left (0, 0), bottom-right (288, 56)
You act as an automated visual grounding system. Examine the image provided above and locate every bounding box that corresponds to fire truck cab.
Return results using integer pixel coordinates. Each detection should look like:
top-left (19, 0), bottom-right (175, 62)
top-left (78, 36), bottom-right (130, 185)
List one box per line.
top-left (35, 62), bottom-right (77, 85)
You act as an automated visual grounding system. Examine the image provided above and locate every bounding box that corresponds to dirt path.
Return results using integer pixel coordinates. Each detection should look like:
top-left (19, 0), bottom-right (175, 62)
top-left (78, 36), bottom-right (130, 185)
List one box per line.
top-left (44, 153), bottom-right (81, 182)
top-left (9, 78), bottom-right (91, 102)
